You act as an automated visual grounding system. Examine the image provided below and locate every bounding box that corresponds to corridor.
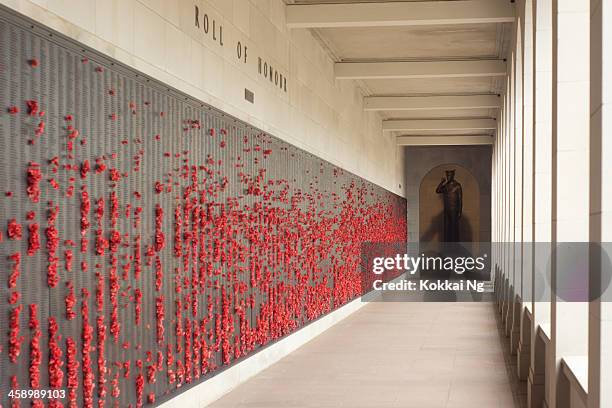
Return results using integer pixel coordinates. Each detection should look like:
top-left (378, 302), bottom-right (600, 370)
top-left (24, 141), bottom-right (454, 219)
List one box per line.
top-left (210, 302), bottom-right (523, 408)
top-left (0, 0), bottom-right (610, 407)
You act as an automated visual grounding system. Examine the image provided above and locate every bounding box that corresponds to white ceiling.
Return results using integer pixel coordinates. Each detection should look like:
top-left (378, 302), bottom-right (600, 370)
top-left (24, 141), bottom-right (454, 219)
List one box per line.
top-left (284, 0), bottom-right (514, 144)
top-left (317, 24), bottom-right (501, 61)
top-left (383, 108), bottom-right (494, 120)
top-left (361, 76), bottom-right (499, 95)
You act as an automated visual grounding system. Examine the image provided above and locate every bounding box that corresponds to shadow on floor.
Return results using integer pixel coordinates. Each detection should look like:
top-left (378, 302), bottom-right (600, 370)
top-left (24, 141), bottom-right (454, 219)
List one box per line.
top-left (494, 304), bottom-right (529, 408)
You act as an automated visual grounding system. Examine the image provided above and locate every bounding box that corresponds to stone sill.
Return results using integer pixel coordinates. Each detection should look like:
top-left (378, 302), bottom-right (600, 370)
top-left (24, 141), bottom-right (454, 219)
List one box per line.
top-left (562, 356), bottom-right (588, 398)
top-left (538, 323), bottom-right (551, 341)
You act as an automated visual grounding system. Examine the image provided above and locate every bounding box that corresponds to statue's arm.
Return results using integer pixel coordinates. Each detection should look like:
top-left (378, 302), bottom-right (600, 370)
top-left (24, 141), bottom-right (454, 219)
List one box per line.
top-left (435, 179), bottom-right (446, 194)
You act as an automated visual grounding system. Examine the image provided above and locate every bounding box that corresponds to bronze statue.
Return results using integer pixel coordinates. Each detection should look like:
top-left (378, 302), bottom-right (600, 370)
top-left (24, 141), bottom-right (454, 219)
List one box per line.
top-left (436, 169), bottom-right (462, 242)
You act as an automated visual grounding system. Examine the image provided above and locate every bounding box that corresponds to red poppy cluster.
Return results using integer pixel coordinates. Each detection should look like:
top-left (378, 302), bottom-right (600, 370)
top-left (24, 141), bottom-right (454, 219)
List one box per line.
top-left (66, 336), bottom-right (79, 407)
top-left (8, 252), bottom-right (20, 289)
top-left (81, 289), bottom-right (95, 407)
top-left (64, 248), bottom-right (73, 272)
top-left (134, 288), bottom-right (142, 325)
top-left (135, 361), bottom-right (144, 407)
top-left (7, 219), bottom-right (22, 240)
top-left (109, 254), bottom-right (121, 343)
top-left (26, 163), bottom-right (42, 203)
top-left (65, 281), bottom-right (76, 320)
top-left (28, 304), bottom-right (41, 388)
top-left (8, 305), bottom-right (24, 363)
top-left (46, 206), bottom-right (60, 288)
top-left (81, 188), bottom-right (90, 253)
top-left (97, 315), bottom-right (108, 404)
top-left (48, 317), bottom-right (64, 388)
top-left (27, 223), bottom-right (40, 256)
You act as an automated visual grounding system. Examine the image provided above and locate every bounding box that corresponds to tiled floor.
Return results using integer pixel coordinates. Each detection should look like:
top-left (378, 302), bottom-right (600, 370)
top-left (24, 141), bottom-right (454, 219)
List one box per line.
top-left (209, 302), bottom-right (525, 408)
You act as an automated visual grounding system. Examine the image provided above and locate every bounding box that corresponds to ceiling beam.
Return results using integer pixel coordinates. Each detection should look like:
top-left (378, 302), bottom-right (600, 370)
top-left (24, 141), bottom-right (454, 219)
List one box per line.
top-left (335, 60), bottom-right (506, 80)
top-left (286, 0), bottom-right (515, 28)
top-left (397, 135), bottom-right (493, 146)
top-left (383, 118), bottom-right (497, 132)
top-left (364, 95), bottom-right (501, 111)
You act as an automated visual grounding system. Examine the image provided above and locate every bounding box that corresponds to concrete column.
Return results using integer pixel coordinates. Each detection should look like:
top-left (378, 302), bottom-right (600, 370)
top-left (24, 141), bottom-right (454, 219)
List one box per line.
top-left (511, 18), bottom-right (526, 355)
top-left (508, 49), bottom-right (519, 338)
top-left (499, 78), bottom-right (509, 310)
top-left (492, 137), bottom-right (496, 286)
top-left (505, 79), bottom-right (510, 310)
top-left (588, 1), bottom-right (612, 407)
top-left (503, 71), bottom-right (513, 324)
top-left (529, 0), bottom-right (553, 406)
top-left (518, 0), bottom-right (535, 381)
top-left (497, 96), bottom-right (506, 310)
top-left (497, 99), bottom-right (507, 308)
top-left (493, 120), bottom-right (497, 288)
top-left (550, 0), bottom-right (590, 406)
top-left (494, 114), bottom-right (502, 297)
top-left (504, 54), bottom-right (517, 336)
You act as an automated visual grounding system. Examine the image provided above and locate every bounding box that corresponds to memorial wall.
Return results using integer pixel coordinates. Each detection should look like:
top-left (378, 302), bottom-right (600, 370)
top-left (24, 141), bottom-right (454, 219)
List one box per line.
top-left (0, 7), bottom-right (407, 408)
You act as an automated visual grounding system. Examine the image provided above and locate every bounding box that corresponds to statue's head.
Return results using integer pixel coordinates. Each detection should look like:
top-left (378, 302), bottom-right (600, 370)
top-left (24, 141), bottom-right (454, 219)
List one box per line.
top-left (445, 169), bottom-right (456, 180)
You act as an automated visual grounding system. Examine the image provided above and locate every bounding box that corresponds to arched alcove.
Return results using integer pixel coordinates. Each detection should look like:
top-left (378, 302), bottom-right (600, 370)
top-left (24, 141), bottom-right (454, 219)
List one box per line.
top-left (418, 163), bottom-right (480, 243)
